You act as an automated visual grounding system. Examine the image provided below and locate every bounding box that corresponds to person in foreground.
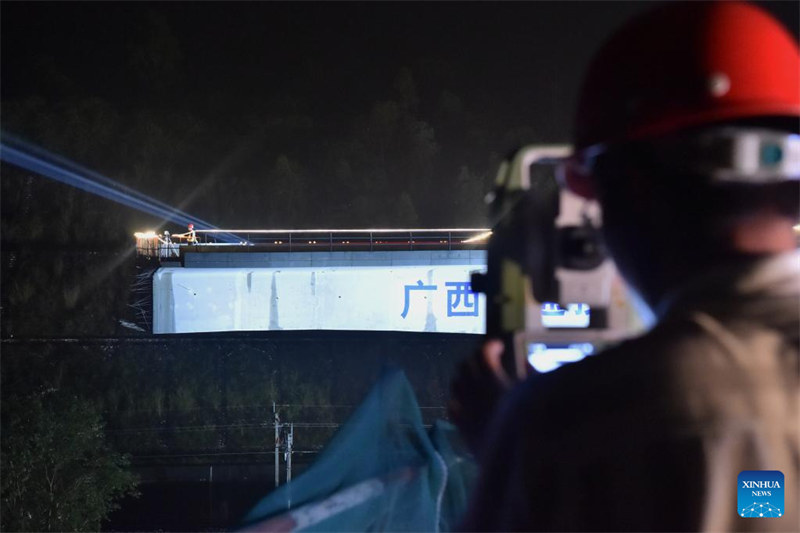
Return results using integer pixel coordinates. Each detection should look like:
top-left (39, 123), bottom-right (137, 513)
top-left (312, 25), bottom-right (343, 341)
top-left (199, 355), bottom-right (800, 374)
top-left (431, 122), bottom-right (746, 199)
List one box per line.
top-left (454, 2), bottom-right (799, 530)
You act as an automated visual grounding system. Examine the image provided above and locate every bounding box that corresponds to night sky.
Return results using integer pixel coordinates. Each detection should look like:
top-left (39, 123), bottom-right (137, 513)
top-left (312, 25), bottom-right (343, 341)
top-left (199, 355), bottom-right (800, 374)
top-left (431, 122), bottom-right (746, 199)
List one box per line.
top-left (2, 1), bottom-right (798, 232)
top-left (3, 2), bottom-right (648, 134)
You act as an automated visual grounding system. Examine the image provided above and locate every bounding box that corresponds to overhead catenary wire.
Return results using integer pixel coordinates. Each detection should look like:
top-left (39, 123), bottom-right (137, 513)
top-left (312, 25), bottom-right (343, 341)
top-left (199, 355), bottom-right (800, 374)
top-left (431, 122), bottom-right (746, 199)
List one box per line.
top-left (107, 422), bottom-right (440, 433)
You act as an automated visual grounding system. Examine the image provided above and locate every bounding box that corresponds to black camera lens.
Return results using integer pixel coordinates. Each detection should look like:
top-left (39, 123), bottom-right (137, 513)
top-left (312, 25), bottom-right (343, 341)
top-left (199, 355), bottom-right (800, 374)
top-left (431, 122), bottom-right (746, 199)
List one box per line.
top-left (558, 225), bottom-right (606, 270)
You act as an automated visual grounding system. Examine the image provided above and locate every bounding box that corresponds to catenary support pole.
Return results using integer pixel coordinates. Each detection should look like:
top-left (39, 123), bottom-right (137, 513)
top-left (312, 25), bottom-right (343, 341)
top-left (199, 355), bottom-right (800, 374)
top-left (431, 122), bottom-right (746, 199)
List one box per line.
top-left (273, 402), bottom-right (280, 488)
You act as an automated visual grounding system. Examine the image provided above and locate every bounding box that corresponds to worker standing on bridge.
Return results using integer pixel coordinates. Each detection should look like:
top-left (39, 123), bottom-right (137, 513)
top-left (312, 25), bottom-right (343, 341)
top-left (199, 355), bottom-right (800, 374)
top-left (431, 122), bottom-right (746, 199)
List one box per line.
top-left (187, 223), bottom-right (197, 244)
top-left (453, 2), bottom-right (799, 530)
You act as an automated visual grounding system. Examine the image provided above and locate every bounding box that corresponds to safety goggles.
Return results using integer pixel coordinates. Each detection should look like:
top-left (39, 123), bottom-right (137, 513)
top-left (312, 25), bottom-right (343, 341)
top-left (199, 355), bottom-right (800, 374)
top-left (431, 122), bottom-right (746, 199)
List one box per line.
top-left (561, 128), bottom-right (800, 198)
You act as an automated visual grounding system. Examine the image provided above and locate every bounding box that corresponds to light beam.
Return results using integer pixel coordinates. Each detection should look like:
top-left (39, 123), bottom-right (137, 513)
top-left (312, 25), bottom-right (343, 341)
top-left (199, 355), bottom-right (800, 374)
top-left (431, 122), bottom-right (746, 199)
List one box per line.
top-left (0, 133), bottom-right (242, 244)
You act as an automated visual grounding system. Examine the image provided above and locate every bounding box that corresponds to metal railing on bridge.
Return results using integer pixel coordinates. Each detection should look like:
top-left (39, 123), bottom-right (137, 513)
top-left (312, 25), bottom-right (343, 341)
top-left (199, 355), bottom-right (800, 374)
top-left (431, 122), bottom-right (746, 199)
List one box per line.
top-left (135, 228), bottom-right (491, 259)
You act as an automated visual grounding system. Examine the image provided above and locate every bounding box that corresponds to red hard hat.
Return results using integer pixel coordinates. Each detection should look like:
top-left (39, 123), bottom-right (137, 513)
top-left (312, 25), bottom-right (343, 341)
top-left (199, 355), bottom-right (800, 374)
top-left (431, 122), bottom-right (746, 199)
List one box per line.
top-left (573, 1), bottom-right (800, 152)
top-left (188, 223), bottom-right (194, 229)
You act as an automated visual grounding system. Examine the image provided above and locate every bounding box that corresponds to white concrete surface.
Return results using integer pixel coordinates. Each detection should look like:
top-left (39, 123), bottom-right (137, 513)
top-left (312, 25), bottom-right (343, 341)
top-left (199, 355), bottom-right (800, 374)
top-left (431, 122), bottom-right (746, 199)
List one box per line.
top-left (153, 265), bottom-right (486, 334)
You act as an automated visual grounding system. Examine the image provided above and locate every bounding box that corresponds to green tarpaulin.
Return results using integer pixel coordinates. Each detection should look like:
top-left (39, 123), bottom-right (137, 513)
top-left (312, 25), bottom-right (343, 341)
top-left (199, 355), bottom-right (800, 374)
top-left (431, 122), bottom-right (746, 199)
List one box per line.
top-left (241, 370), bottom-right (477, 532)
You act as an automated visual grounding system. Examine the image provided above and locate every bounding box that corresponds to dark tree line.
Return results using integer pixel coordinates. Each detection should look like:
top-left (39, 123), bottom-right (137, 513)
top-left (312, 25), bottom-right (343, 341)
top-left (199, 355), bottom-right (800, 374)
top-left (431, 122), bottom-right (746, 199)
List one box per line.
top-left (0, 7), bottom-right (559, 248)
